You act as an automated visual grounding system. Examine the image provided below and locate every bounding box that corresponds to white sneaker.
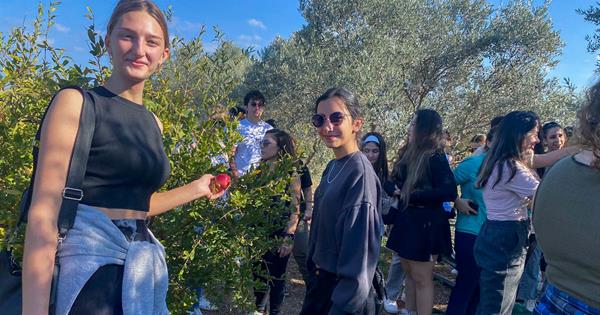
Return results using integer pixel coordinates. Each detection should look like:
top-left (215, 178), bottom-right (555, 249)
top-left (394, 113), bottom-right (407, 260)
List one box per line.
top-left (198, 295), bottom-right (218, 311)
top-left (383, 298), bottom-right (400, 314)
top-left (247, 311), bottom-right (263, 315)
top-left (188, 306), bottom-right (203, 315)
top-left (525, 299), bottom-right (536, 312)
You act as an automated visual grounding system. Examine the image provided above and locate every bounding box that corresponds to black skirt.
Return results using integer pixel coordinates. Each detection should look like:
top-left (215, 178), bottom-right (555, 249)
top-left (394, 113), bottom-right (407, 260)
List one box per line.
top-left (386, 206), bottom-right (452, 262)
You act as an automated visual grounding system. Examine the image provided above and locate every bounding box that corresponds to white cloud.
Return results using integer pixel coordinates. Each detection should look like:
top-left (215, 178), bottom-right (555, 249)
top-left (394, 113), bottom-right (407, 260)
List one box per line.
top-left (248, 18), bottom-right (266, 30)
top-left (237, 34), bottom-right (263, 48)
top-left (169, 16), bottom-right (204, 34)
top-left (54, 23), bottom-right (70, 33)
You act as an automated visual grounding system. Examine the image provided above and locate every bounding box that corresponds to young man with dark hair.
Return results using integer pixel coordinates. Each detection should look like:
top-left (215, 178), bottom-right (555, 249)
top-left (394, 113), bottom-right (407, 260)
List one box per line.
top-left (232, 90), bottom-right (273, 176)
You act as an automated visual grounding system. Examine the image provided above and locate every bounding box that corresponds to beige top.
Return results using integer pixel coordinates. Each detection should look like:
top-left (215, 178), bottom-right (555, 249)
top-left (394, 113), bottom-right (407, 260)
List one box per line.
top-left (533, 156), bottom-right (600, 308)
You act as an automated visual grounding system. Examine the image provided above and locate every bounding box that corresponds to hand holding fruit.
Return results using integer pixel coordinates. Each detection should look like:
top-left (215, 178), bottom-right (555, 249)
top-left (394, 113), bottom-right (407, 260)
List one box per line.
top-left (194, 173), bottom-right (231, 200)
top-left (210, 173), bottom-right (231, 194)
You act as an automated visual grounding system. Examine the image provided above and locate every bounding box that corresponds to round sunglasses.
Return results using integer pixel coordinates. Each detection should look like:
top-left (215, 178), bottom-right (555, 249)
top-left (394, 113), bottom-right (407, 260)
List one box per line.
top-left (249, 101), bottom-right (265, 108)
top-left (311, 112), bottom-right (351, 128)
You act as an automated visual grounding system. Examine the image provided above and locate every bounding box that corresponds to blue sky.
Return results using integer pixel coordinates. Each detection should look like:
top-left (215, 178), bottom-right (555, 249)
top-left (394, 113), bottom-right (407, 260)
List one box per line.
top-left (0, 0), bottom-right (598, 89)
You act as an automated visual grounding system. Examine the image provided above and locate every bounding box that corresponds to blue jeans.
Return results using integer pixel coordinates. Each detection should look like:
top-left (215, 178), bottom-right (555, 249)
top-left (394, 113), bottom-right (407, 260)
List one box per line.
top-left (385, 252), bottom-right (406, 301)
top-left (447, 231), bottom-right (480, 315)
top-left (474, 220), bottom-right (529, 315)
top-left (535, 283), bottom-right (600, 315)
top-left (517, 239), bottom-right (542, 301)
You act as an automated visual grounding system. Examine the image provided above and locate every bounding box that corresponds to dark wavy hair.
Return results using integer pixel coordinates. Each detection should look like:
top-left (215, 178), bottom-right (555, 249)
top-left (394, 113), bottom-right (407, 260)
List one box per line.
top-left (392, 109), bottom-right (443, 209)
top-left (314, 87), bottom-right (362, 142)
top-left (314, 87), bottom-right (361, 119)
top-left (264, 129), bottom-right (296, 161)
top-left (477, 111), bottom-right (538, 188)
top-left (243, 90), bottom-right (266, 107)
top-left (361, 132), bottom-right (389, 183)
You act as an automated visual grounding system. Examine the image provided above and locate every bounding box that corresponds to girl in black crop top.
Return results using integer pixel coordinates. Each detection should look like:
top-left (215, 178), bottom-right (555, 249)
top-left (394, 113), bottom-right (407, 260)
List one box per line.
top-left (22, 2), bottom-right (225, 314)
top-left (383, 109), bottom-right (457, 315)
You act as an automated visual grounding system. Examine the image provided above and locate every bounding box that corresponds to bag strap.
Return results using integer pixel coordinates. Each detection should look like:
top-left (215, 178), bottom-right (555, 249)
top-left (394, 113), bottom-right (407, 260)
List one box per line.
top-left (57, 87), bottom-right (95, 235)
top-left (12, 86), bottom-right (96, 237)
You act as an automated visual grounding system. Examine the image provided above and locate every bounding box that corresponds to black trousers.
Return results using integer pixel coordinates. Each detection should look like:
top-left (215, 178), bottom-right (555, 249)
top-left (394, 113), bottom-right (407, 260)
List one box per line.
top-left (300, 262), bottom-right (377, 315)
top-left (253, 250), bottom-right (290, 315)
top-left (69, 264), bottom-right (124, 315)
top-left (68, 220), bottom-right (149, 315)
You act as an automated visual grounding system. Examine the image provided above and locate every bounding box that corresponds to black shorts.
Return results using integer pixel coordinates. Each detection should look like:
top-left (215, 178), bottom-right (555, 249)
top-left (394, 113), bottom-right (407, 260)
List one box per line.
top-left (386, 207), bottom-right (452, 262)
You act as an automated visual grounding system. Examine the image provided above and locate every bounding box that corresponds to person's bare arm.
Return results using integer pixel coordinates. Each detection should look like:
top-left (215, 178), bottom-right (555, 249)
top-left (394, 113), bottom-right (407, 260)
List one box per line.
top-left (147, 115), bottom-right (225, 216)
top-left (22, 89), bottom-right (83, 315)
top-left (230, 145), bottom-right (241, 178)
top-left (454, 197), bottom-right (477, 215)
top-left (229, 145), bottom-right (239, 177)
top-left (302, 186), bottom-right (314, 221)
top-left (285, 177), bottom-right (302, 235)
top-left (278, 177), bottom-right (301, 257)
top-left (148, 175), bottom-right (224, 216)
top-left (532, 146), bottom-right (579, 168)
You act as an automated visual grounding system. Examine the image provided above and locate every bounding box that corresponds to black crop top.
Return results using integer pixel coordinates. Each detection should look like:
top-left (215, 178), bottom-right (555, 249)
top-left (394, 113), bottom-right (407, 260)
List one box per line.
top-left (80, 86), bottom-right (171, 211)
top-left (383, 150), bottom-right (457, 210)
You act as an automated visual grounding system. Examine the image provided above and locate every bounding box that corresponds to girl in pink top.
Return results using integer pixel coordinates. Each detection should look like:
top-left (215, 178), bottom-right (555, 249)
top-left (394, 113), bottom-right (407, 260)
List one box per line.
top-left (473, 111), bottom-right (540, 315)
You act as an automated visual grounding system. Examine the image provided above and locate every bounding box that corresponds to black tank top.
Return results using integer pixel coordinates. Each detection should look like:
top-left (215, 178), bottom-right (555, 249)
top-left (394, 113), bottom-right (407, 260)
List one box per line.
top-left (80, 86), bottom-right (171, 211)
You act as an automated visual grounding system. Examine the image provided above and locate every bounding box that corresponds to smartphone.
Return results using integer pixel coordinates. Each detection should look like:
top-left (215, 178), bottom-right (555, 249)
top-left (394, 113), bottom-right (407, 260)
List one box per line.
top-left (468, 200), bottom-right (479, 212)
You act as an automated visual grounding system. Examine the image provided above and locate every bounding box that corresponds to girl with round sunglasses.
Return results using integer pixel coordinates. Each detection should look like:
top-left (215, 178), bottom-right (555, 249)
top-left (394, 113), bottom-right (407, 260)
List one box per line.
top-left (22, 1), bottom-right (225, 314)
top-left (250, 129), bottom-right (301, 315)
top-left (383, 109), bottom-right (457, 315)
top-left (300, 87), bottom-right (383, 315)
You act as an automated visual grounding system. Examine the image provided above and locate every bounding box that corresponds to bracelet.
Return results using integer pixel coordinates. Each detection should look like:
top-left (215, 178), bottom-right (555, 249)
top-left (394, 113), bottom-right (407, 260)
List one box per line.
top-left (283, 232), bottom-right (295, 240)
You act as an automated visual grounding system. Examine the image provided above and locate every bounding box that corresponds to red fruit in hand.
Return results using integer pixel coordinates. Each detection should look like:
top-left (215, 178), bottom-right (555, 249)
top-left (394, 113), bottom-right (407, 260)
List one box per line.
top-left (210, 173), bottom-right (231, 194)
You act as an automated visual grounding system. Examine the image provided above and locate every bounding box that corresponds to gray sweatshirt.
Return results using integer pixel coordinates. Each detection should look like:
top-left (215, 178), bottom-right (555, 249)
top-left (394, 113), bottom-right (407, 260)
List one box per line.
top-left (308, 152), bottom-right (383, 313)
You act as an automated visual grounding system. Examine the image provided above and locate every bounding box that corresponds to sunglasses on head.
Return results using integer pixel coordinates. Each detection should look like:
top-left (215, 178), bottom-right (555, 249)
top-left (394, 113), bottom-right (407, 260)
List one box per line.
top-left (311, 112), bottom-right (350, 128)
top-left (249, 101), bottom-right (265, 108)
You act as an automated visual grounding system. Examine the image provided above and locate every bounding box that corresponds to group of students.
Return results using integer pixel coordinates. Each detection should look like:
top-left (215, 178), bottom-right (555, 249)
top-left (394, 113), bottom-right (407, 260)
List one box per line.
top-left (227, 85), bottom-right (599, 315)
top-left (17, 0), bottom-right (600, 315)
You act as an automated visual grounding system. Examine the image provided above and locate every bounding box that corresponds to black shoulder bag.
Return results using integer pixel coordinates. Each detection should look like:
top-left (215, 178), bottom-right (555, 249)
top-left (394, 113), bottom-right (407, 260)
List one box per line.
top-left (0, 86), bottom-right (96, 315)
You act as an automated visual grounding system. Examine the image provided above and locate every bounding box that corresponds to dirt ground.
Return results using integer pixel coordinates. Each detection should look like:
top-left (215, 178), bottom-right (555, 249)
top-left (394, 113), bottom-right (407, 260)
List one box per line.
top-left (203, 258), bottom-right (454, 315)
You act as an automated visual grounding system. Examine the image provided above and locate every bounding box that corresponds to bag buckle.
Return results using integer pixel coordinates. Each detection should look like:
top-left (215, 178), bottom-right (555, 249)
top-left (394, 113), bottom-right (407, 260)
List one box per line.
top-left (62, 187), bottom-right (83, 201)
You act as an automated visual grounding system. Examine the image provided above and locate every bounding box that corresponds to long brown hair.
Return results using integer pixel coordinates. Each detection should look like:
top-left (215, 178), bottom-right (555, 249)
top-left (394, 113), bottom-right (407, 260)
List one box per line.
top-left (361, 132), bottom-right (389, 183)
top-left (476, 111), bottom-right (538, 188)
top-left (392, 109), bottom-right (443, 209)
top-left (107, 0), bottom-right (170, 48)
top-left (265, 129), bottom-right (297, 160)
